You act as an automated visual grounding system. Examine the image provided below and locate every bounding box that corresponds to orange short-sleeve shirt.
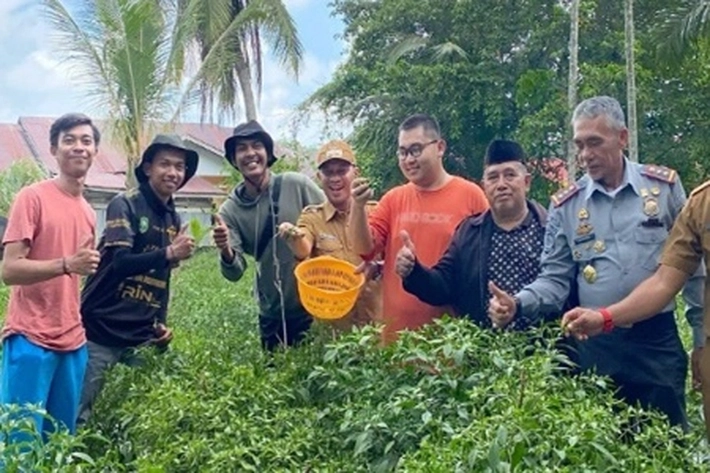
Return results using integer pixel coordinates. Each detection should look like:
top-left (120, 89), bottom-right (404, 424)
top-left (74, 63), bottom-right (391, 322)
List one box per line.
top-left (368, 176), bottom-right (488, 342)
top-left (2, 180), bottom-right (96, 351)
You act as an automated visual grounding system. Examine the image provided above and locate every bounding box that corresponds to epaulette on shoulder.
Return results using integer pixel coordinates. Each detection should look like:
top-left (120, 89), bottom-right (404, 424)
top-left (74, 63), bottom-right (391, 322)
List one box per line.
top-left (690, 180), bottom-right (710, 198)
top-left (550, 183), bottom-right (581, 208)
top-left (641, 164), bottom-right (677, 184)
top-left (301, 203), bottom-right (324, 214)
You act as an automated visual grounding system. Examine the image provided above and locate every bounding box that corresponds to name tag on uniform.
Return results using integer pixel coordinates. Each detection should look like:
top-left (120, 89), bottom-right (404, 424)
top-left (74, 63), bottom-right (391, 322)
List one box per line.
top-left (573, 233), bottom-right (595, 245)
top-left (642, 218), bottom-right (664, 228)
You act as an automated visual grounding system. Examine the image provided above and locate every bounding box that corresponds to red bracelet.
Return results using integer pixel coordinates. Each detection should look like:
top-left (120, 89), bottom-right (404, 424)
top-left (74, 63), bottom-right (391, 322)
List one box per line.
top-left (599, 307), bottom-right (614, 333)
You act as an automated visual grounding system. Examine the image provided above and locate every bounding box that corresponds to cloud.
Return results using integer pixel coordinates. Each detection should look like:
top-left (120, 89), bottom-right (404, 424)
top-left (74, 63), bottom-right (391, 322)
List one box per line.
top-left (0, 0), bottom-right (350, 145)
top-left (0, 1), bottom-right (84, 121)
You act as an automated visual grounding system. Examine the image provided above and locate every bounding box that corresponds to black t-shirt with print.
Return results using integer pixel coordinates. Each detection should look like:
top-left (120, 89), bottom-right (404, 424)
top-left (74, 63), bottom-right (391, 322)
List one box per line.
top-left (81, 183), bottom-right (180, 347)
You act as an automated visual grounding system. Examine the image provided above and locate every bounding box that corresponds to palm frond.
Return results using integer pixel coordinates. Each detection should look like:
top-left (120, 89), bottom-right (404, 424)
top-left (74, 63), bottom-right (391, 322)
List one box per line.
top-left (656, 0), bottom-right (710, 63)
top-left (431, 41), bottom-right (469, 62)
top-left (42, 0), bottom-right (119, 112)
top-left (386, 35), bottom-right (429, 64)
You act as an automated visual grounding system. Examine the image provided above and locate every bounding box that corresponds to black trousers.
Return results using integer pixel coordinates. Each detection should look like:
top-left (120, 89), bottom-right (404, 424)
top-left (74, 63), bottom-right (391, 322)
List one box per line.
top-left (259, 312), bottom-right (312, 352)
top-left (572, 311), bottom-right (688, 430)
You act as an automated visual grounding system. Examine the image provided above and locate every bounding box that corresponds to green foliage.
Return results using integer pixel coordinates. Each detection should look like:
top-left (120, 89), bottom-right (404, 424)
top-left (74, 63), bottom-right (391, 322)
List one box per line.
top-left (0, 252), bottom-right (697, 470)
top-left (305, 0), bottom-right (710, 197)
top-left (0, 159), bottom-right (44, 216)
top-left (0, 406), bottom-right (96, 472)
top-left (188, 218), bottom-right (211, 246)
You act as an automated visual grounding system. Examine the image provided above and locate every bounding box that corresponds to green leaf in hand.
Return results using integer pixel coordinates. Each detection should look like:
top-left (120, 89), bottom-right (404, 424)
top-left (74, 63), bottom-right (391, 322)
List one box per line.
top-left (189, 218), bottom-right (210, 245)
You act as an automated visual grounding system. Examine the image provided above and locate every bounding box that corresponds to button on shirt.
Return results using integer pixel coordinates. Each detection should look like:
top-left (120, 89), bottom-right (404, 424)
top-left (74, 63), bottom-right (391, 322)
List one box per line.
top-left (486, 211), bottom-right (544, 330)
top-left (516, 160), bottom-right (704, 345)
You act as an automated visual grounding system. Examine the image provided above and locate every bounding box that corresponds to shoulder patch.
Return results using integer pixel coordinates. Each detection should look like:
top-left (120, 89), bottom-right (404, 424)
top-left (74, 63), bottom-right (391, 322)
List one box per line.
top-left (550, 183), bottom-right (581, 208)
top-left (301, 203), bottom-right (324, 214)
top-left (690, 180), bottom-right (710, 198)
top-left (641, 164), bottom-right (676, 184)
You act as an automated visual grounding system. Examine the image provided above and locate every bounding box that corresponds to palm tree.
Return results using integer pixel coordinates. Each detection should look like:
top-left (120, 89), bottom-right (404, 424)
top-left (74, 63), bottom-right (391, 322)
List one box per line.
top-left (44, 0), bottom-right (197, 187)
top-left (657, 0), bottom-right (710, 61)
top-left (44, 0), bottom-right (301, 187)
top-left (625, 0), bottom-right (638, 162)
top-left (185, 0), bottom-right (303, 122)
top-left (567, 0), bottom-right (580, 178)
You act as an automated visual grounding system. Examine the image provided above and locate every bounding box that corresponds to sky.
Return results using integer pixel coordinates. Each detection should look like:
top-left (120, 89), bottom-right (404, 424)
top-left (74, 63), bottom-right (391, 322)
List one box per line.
top-left (0, 0), bottom-right (348, 145)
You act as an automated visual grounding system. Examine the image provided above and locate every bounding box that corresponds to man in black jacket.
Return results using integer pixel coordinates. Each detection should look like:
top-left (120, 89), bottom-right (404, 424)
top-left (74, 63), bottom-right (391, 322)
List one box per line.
top-left (77, 134), bottom-right (198, 424)
top-left (398, 139), bottom-right (550, 330)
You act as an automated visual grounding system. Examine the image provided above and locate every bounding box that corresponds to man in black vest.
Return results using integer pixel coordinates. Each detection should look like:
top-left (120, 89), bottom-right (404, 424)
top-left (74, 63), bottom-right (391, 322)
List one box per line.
top-left (398, 139), bottom-right (552, 329)
top-left (78, 134), bottom-right (198, 424)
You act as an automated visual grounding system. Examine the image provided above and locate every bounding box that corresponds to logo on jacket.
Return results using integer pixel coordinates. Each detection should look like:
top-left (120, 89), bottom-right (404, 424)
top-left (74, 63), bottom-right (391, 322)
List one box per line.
top-left (139, 216), bottom-right (149, 234)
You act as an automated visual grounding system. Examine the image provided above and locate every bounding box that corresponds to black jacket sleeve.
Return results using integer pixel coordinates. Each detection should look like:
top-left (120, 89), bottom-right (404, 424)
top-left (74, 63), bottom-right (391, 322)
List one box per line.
top-left (109, 246), bottom-right (170, 280)
top-left (402, 236), bottom-right (460, 306)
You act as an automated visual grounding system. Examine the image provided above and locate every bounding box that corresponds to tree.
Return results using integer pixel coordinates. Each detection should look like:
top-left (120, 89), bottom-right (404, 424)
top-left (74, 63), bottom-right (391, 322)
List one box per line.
top-left (657, 0), bottom-right (710, 61)
top-left (625, 0), bottom-right (639, 162)
top-left (44, 0), bottom-right (301, 188)
top-left (44, 0), bottom-right (195, 187)
top-left (306, 0), bottom-right (571, 196)
top-left (567, 0), bottom-right (580, 177)
top-left (184, 0), bottom-right (303, 122)
top-left (0, 159), bottom-right (44, 216)
top-left (305, 0), bottom-right (710, 200)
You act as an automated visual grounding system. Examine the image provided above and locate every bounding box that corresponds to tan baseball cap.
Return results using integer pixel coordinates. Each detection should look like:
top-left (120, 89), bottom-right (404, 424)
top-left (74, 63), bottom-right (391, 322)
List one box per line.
top-left (316, 139), bottom-right (356, 168)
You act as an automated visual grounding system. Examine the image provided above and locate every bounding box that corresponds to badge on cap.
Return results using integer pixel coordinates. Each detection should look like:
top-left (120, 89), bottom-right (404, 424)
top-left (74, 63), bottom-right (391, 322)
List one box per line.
top-left (582, 264), bottom-right (597, 284)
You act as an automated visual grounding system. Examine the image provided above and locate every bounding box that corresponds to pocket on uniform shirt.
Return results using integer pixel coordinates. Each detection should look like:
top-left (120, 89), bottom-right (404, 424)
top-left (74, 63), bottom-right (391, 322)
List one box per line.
top-left (634, 227), bottom-right (667, 270)
top-left (316, 237), bottom-right (344, 254)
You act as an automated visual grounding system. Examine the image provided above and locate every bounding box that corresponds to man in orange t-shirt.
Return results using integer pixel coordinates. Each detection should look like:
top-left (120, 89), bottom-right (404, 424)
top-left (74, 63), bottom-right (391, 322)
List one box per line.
top-left (350, 114), bottom-right (489, 342)
top-left (1, 113), bottom-right (101, 441)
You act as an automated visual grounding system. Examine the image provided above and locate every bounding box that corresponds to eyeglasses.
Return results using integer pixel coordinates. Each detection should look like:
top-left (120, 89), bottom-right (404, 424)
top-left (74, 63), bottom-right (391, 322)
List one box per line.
top-left (397, 139), bottom-right (438, 160)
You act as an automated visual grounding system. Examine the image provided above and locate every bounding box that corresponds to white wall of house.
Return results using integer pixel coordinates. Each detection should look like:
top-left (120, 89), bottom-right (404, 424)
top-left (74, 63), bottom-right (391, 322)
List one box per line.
top-left (183, 143), bottom-right (230, 177)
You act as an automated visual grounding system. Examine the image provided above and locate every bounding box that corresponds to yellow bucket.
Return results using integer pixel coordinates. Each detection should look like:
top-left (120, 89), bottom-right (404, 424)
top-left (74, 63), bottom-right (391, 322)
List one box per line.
top-left (294, 256), bottom-right (365, 320)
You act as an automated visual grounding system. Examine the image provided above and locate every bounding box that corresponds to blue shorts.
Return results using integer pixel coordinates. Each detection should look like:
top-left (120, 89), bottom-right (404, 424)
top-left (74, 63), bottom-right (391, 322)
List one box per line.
top-left (1, 334), bottom-right (87, 442)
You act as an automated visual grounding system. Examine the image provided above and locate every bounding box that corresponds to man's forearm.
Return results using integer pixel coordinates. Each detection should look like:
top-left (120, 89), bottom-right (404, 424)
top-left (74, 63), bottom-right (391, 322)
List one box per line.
top-left (608, 268), bottom-right (686, 326)
top-left (2, 258), bottom-right (65, 286)
top-left (350, 206), bottom-right (374, 256)
top-left (219, 247), bottom-right (247, 282)
top-left (286, 237), bottom-right (312, 261)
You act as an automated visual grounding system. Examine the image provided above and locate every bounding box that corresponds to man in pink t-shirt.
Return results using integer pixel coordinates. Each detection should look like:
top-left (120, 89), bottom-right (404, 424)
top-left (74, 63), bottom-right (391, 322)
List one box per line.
top-left (1, 113), bottom-right (101, 441)
top-left (350, 114), bottom-right (489, 343)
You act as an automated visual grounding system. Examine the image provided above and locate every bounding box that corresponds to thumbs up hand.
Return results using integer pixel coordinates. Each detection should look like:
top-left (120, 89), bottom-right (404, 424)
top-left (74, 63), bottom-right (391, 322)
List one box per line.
top-left (168, 223), bottom-right (195, 262)
top-left (212, 213), bottom-right (234, 262)
top-left (487, 281), bottom-right (517, 329)
top-left (395, 230), bottom-right (417, 279)
top-left (65, 234), bottom-right (101, 275)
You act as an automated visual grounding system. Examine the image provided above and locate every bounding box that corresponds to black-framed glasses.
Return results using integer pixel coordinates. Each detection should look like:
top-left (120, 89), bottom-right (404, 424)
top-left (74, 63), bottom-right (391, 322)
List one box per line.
top-left (397, 139), bottom-right (438, 160)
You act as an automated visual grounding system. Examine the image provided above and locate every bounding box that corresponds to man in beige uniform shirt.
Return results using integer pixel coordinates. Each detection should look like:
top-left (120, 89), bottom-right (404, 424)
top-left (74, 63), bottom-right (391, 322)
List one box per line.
top-left (278, 140), bottom-right (381, 329)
